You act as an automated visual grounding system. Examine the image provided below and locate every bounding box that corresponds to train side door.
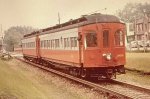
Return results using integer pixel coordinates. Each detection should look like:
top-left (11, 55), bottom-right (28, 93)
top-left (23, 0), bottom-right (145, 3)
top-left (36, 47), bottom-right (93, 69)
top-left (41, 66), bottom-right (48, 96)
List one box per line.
top-left (83, 31), bottom-right (100, 67)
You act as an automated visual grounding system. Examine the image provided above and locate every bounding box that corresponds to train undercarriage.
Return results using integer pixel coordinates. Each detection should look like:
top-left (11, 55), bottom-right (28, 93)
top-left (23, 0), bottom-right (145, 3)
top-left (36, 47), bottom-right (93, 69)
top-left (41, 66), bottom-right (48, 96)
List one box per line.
top-left (23, 55), bottom-right (125, 80)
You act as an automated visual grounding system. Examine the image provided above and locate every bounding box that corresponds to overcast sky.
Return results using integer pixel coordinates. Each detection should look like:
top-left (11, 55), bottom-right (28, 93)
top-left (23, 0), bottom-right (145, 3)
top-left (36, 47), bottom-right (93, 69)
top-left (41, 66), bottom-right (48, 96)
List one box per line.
top-left (0, 0), bottom-right (149, 34)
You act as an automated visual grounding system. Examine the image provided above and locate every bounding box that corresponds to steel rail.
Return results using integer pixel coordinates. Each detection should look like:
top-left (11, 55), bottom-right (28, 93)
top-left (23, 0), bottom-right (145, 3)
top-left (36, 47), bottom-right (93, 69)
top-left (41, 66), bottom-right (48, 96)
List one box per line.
top-left (111, 80), bottom-right (150, 95)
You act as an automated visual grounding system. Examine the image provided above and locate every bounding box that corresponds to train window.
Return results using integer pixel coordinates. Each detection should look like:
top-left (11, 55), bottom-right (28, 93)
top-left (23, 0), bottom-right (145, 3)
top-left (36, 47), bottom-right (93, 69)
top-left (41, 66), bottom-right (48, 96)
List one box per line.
top-left (43, 41), bottom-right (45, 48)
top-left (55, 39), bottom-right (59, 48)
top-left (86, 33), bottom-right (97, 47)
top-left (50, 40), bottom-right (51, 48)
top-left (43, 40), bottom-right (45, 48)
top-left (27, 43), bottom-right (29, 48)
top-left (60, 37), bottom-right (63, 45)
top-left (70, 37), bottom-right (78, 48)
top-left (41, 41), bottom-right (43, 48)
top-left (31, 42), bottom-right (33, 48)
top-left (33, 42), bottom-right (35, 48)
top-left (46, 40), bottom-right (49, 49)
top-left (28, 43), bottom-right (29, 48)
top-left (53, 40), bottom-right (55, 48)
top-left (40, 41), bottom-right (42, 48)
top-left (44, 41), bottom-right (46, 48)
top-left (47, 40), bottom-right (49, 48)
top-left (32, 42), bottom-right (33, 48)
top-left (45, 40), bottom-right (47, 48)
top-left (50, 40), bottom-right (52, 48)
top-left (53, 40), bottom-right (54, 48)
top-left (103, 30), bottom-right (109, 48)
top-left (57, 39), bottom-right (60, 47)
top-left (33, 42), bottom-right (34, 48)
top-left (67, 38), bottom-right (69, 47)
top-left (30, 42), bottom-right (31, 48)
top-left (42, 41), bottom-right (44, 48)
top-left (74, 38), bottom-right (77, 47)
top-left (31, 42), bottom-right (32, 48)
top-left (64, 38), bottom-right (66, 48)
top-left (115, 30), bottom-right (123, 46)
top-left (51, 40), bottom-right (54, 48)
top-left (64, 38), bottom-right (70, 48)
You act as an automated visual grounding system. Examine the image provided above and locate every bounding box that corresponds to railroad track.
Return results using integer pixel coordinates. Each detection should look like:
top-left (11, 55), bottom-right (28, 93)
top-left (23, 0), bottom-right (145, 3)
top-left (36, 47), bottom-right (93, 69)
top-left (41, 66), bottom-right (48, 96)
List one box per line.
top-left (15, 57), bottom-right (150, 99)
top-left (97, 80), bottom-right (150, 99)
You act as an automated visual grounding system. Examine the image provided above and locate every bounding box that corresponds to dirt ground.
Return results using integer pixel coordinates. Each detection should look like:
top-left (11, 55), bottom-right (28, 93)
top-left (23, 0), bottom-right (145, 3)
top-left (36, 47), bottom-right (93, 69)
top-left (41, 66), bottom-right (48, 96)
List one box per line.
top-left (0, 59), bottom-right (104, 99)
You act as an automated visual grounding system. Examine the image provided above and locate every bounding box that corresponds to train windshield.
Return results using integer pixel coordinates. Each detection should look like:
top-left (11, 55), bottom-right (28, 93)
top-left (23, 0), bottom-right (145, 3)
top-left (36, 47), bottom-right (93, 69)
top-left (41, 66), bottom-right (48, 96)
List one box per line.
top-left (86, 32), bottom-right (97, 47)
top-left (114, 30), bottom-right (123, 46)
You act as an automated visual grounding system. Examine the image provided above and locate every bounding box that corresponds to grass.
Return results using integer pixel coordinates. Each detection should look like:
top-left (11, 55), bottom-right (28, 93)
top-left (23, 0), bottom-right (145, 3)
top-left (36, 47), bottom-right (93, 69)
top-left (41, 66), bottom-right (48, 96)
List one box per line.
top-left (125, 52), bottom-right (150, 73)
top-left (0, 60), bottom-right (78, 99)
top-left (0, 59), bottom-right (94, 99)
top-left (0, 59), bottom-right (48, 99)
top-left (117, 70), bottom-right (150, 87)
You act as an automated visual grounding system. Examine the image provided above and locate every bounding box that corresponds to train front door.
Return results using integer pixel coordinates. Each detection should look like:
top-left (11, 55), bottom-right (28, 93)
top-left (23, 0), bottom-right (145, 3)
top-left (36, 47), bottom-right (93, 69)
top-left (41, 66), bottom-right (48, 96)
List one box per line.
top-left (101, 29), bottom-right (112, 64)
top-left (102, 29), bottom-right (110, 50)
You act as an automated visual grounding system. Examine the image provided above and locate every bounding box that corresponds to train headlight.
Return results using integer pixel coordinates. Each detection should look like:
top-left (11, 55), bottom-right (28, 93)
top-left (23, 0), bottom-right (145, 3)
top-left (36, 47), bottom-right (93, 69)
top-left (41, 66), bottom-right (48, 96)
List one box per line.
top-left (106, 54), bottom-right (112, 60)
top-left (103, 53), bottom-right (112, 61)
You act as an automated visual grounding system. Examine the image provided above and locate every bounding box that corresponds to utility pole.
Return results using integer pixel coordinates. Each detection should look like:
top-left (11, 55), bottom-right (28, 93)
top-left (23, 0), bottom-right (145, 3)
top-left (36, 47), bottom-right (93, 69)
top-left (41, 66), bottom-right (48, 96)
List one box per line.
top-left (58, 12), bottom-right (60, 24)
top-left (143, 9), bottom-right (147, 52)
top-left (0, 24), bottom-right (4, 53)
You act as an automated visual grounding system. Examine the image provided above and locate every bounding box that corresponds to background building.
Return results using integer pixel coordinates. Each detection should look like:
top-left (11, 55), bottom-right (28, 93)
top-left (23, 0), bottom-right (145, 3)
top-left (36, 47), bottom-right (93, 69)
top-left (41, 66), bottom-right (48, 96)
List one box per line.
top-left (126, 23), bottom-right (135, 43)
top-left (134, 14), bottom-right (150, 41)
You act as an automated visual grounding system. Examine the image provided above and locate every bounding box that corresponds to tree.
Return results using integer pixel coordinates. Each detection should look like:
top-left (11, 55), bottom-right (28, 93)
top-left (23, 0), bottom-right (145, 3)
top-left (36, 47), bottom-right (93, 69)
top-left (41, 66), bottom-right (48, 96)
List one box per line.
top-left (116, 2), bottom-right (150, 22)
top-left (4, 26), bottom-right (37, 51)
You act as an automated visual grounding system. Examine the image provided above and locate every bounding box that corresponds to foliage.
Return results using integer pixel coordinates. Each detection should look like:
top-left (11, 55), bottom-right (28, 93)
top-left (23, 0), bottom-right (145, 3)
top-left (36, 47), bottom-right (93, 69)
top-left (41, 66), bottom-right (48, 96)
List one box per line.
top-left (4, 26), bottom-right (37, 51)
top-left (116, 2), bottom-right (150, 22)
top-left (0, 53), bottom-right (13, 60)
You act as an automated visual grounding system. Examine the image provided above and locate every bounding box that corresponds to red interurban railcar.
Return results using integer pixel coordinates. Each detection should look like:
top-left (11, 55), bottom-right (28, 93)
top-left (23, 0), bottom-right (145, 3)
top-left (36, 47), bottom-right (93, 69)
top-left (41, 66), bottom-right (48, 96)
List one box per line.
top-left (22, 13), bottom-right (126, 79)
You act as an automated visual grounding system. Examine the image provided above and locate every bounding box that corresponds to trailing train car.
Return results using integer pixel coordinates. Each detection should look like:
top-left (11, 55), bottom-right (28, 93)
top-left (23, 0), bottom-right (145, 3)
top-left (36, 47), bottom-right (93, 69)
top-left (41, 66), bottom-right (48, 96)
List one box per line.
top-left (22, 34), bottom-right (38, 61)
top-left (22, 13), bottom-right (126, 79)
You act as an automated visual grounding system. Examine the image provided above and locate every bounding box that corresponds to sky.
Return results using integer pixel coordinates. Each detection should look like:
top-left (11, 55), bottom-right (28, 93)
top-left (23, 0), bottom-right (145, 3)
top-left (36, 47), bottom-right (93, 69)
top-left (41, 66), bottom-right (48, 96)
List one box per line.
top-left (0, 0), bottom-right (150, 35)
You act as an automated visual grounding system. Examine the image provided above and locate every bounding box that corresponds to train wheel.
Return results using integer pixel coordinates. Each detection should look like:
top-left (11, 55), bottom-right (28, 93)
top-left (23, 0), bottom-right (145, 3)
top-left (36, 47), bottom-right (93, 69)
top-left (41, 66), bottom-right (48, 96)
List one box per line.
top-left (81, 69), bottom-right (87, 78)
top-left (106, 73), bottom-right (114, 79)
top-left (69, 68), bottom-right (80, 77)
top-left (69, 68), bottom-right (73, 75)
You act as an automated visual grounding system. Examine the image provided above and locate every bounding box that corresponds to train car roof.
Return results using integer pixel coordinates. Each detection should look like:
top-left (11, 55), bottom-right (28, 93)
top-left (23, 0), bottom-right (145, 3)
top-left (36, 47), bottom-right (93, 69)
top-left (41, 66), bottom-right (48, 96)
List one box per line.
top-left (24, 13), bottom-right (121, 38)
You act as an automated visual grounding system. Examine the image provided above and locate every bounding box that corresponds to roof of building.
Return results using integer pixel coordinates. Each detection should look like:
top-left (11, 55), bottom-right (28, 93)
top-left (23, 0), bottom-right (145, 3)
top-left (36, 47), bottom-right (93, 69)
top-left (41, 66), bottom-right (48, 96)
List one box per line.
top-left (136, 15), bottom-right (150, 24)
